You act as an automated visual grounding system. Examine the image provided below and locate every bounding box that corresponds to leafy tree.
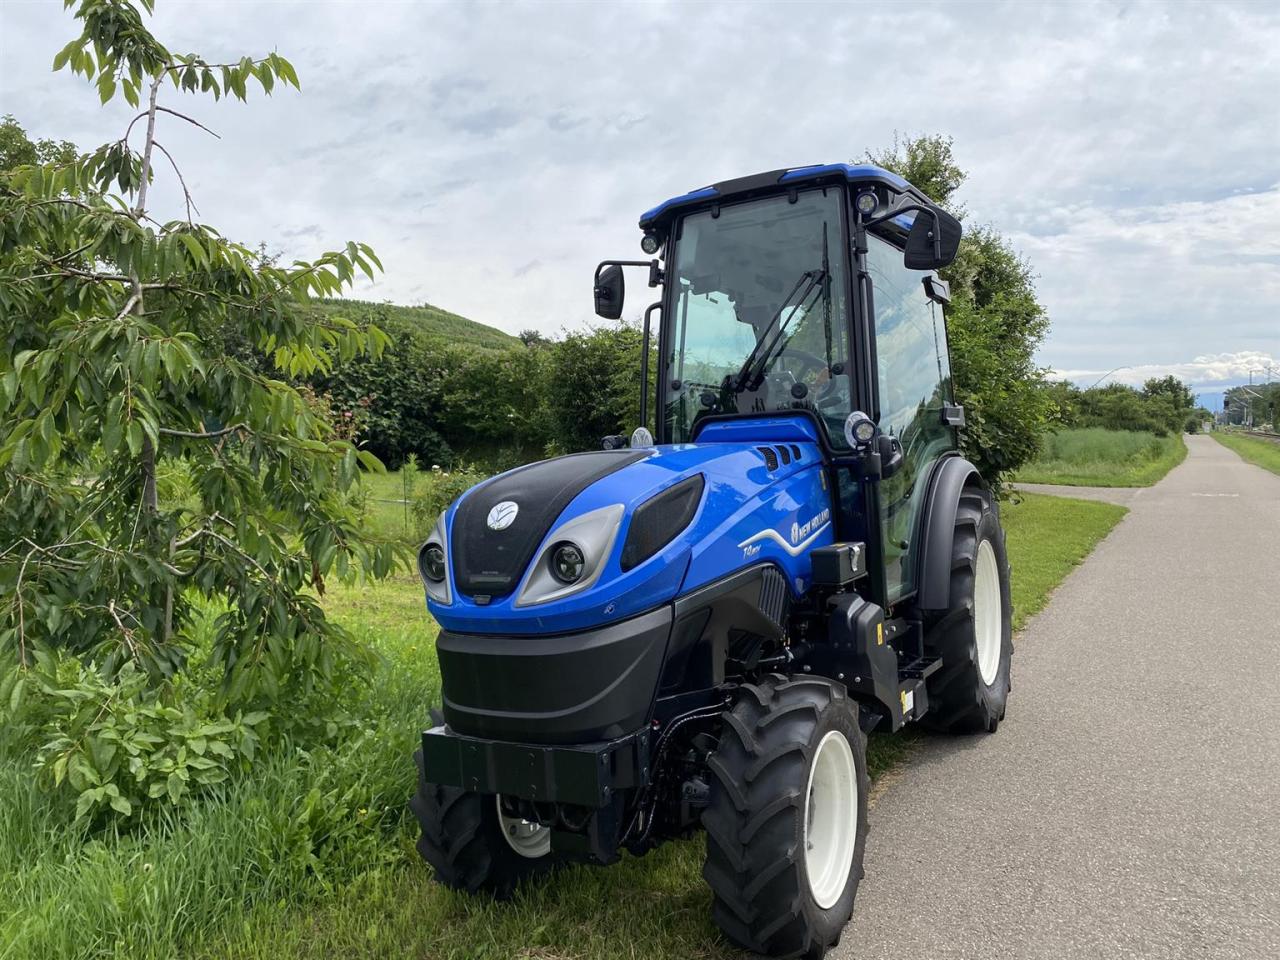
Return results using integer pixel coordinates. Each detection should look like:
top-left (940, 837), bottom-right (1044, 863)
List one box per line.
top-left (867, 133), bottom-right (968, 217)
top-left (868, 135), bottom-right (1055, 484)
top-left (1142, 375), bottom-right (1195, 413)
top-left (0, 115), bottom-right (79, 174)
top-left (0, 0), bottom-right (398, 798)
top-left (542, 322), bottom-right (652, 453)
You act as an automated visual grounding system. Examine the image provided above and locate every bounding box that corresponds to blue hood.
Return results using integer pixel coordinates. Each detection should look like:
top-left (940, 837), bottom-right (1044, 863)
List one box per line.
top-left (428, 430), bottom-right (835, 635)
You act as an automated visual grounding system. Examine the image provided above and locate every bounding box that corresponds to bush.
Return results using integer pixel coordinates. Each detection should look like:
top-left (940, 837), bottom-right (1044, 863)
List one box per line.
top-left (1, 653), bottom-right (267, 825)
top-left (411, 464), bottom-right (488, 530)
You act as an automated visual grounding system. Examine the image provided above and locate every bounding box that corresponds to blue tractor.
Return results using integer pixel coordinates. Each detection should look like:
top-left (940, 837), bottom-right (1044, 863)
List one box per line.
top-left (411, 164), bottom-right (1012, 958)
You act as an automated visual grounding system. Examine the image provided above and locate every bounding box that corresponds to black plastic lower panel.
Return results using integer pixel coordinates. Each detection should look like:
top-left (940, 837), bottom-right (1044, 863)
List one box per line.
top-left (436, 606), bottom-right (673, 744)
top-left (420, 725), bottom-right (650, 808)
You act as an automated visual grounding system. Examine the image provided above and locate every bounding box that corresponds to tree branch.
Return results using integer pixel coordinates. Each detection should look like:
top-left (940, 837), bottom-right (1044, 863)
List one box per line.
top-left (155, 106), bottom-right (221, 139)
top-left (114, 290), bottom-right (142, 323)
top-left (152, 140), bottom-right (200, 222)
top-left (158, 423), bottom-right (246, 439)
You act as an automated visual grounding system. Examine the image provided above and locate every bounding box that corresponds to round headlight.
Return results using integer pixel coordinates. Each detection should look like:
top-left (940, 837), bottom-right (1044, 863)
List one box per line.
top-left (856, 191), bottom-right (878, 215)
top-left (640, 233), bottom-right (661, 255)
top-left (549, 542), bottom-right (585, 584)
top-left (419, 543), bottom-right (446, 583)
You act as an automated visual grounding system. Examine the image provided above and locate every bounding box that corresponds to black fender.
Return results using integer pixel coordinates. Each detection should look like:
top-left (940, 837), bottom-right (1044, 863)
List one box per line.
top-left (915, 454), bottom-right (988, 614)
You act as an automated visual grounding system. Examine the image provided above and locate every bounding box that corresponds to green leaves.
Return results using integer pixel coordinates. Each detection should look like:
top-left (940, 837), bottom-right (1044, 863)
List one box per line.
top-left (0, 0), bottom-right (397, 834)
top-left (96, 73), bottom-right (117, 105)
top-left (3, 655), bottom-right (273, 825)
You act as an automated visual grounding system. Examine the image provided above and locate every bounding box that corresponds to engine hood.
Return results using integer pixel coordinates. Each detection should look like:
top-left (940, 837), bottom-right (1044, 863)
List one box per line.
top-left (428, 431), bottom-right (834, 635)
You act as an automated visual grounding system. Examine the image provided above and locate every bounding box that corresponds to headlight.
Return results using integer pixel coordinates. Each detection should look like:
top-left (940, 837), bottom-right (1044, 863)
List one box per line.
top-left (417, 512), bottom-right (451, 605)
top-left (515, 503), bottom-right (625, 607)
top-left (550, 542), bottom-right (586, 584)
top-left (420, 544), bottom-right (446, 582)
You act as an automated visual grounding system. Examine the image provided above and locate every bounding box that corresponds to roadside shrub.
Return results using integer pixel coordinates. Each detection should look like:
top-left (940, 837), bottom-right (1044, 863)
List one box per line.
top-left (411, 464), bottom-right (488, 531)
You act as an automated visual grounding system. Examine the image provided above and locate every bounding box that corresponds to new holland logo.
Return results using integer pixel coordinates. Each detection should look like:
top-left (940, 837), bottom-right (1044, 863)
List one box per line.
top-left (737, 508), bottom-right (831, 559)
top-left (790, 508), bottom-right (830, 546)
top-left (486, 501), bottom-right (519, 531)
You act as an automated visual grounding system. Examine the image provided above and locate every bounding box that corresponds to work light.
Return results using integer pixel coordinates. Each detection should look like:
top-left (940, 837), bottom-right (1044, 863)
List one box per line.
top-left (844, 411), bottom-right (877, 448)
top-left (856, 191), bottom-right (878, 215)
top-left (640, 232), bottom-right (661, 255)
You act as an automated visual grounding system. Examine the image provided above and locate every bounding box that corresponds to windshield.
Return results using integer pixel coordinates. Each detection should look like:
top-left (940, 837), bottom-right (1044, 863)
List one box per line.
top-left (663, 188), bottom-right (853, 446)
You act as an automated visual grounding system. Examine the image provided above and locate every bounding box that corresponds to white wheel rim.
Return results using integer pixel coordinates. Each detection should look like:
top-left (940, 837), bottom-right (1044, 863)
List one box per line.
top-left (803, 730), bottom-right (858, 909)
top-left (496, 797), bottom-right (551, 859)
top-left (974, 539), bottom-right (1003, 686)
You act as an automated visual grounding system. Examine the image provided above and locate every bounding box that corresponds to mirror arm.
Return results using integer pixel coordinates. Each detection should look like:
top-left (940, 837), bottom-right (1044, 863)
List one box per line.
top-left (861, 201), bottom-right (934, 231)
top-left (862, 201), bottom-right (942, 259)
top-left (594, 259), bottom-right (661, 285)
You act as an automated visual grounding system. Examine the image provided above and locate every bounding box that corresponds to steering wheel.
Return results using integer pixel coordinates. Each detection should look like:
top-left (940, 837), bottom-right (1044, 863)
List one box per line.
top-left (776, 347), bottom-right (841, 400)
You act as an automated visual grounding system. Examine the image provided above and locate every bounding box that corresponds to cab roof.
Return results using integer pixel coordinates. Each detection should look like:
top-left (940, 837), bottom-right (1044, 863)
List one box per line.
top-left (638, 163), bottom-right (929, 231)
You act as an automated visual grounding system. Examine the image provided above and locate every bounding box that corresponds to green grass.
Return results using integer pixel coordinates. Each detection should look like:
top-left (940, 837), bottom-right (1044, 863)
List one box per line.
top-left (0, 495), bottom-right (1127, 960)
top-left (1015, 426), bottom-right (1186, 487)
top-left (1212, 431), bottom-right (1280, 476)
top-left (1002, 492), bottom-right (1127, 629)
top-left (313, 299), bottom-right (522, 352)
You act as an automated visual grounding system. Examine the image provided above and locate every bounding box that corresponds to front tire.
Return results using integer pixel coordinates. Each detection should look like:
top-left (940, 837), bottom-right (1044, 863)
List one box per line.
top-left (702, 675), bottom-right (868, 959)
top-left (410, 748), bottom-right (555, 897)
top-left (922, 484), bottom-right (1013, 733)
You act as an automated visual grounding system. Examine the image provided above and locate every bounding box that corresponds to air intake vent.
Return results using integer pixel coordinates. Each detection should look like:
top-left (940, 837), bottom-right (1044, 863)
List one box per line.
top-left (777, 445), bottom-right (792, 465)
top-left (759, 566), bottom-right (788, 629)
top-left (790, 444), bottom-right (802, 462)
top-left (757, 446), bottom-right (778, 470)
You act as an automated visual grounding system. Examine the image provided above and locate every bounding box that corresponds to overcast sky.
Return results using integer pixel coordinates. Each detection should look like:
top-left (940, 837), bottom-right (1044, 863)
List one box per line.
top-left (2, 0), bottom-right (1278, 398)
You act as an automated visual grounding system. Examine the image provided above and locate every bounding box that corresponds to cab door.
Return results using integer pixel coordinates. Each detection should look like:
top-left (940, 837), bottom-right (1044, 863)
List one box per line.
top-left (865, 233), bottom-right (956, 604)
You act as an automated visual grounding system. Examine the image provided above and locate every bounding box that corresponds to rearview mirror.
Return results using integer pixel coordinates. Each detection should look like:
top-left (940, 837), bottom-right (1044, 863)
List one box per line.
top-left (594, 264), bottom-right (625, 320)
top-left (904, 206), bottom-right (962, 270)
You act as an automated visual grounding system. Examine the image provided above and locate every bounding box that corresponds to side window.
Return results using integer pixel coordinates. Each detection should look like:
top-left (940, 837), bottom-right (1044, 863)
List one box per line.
top-left (866, 234), bottom-right (955, 602)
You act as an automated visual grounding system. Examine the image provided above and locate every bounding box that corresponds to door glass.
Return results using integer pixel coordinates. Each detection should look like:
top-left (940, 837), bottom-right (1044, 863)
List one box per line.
top-left (866, 234), bottom-right (955, 602)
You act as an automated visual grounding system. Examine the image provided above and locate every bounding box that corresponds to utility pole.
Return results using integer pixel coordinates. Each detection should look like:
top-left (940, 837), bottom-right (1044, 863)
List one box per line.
top-left (1239, 386), bottom-right (1266, 430)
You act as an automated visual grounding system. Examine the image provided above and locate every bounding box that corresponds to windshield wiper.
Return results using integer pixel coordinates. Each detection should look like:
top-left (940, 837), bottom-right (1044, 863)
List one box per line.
top-left (732, 267), bottom-right (826, 394)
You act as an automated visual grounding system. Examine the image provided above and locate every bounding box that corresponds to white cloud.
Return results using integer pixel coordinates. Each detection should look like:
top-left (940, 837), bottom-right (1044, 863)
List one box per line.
top-left (1, 0), bottom-right (1278, 374)
top-left (1054, 350), bottom-right (1280, 390)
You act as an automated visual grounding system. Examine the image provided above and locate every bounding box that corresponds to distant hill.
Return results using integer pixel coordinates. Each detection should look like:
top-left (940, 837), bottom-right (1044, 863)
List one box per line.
top-left (312, 299), bottom-right (522, 351)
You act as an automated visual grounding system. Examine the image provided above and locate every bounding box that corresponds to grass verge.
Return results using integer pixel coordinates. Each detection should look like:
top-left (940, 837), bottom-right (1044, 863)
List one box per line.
top-left (1001, 492), bottom-right (1127, 629)
top-left (1211, 431), bottom-right (1280, 476)
top-left (1015, 427), bottom-right (1186, 487)
top-left (1, 495), bottom-right (1127, 960)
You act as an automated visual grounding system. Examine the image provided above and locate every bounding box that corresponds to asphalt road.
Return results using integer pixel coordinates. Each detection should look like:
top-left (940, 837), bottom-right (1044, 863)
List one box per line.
top-left (836, 435), bottom-right (1280, 960)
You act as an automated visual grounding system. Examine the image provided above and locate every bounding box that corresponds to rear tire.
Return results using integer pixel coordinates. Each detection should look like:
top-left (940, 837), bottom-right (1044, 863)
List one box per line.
top-left (922, 485), bottom-right (1012, 733)
top-left (410, 747), bottom-right (555, 897)
top-left (702, 675), bottom-right (868, 959)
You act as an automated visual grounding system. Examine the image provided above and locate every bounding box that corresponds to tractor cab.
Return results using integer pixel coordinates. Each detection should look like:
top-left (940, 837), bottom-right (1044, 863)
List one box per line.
top-left (594, 164), bottom-right (964, 610)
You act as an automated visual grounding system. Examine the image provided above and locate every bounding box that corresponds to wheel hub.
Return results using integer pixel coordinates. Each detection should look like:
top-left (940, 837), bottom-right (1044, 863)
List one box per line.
top-left (974, 538), bottom-right (1002, 686)
top-left (496, 797), bottom-right (551, 859)
top-left (803, 730), bottom-right (857, 909)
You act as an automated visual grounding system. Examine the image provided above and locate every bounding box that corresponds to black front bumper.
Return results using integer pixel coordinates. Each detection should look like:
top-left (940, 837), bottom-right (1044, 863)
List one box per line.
top-left (435, 605), bottom-right (673, 744)
top-left (420, 724), bottom-right (651, 808)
